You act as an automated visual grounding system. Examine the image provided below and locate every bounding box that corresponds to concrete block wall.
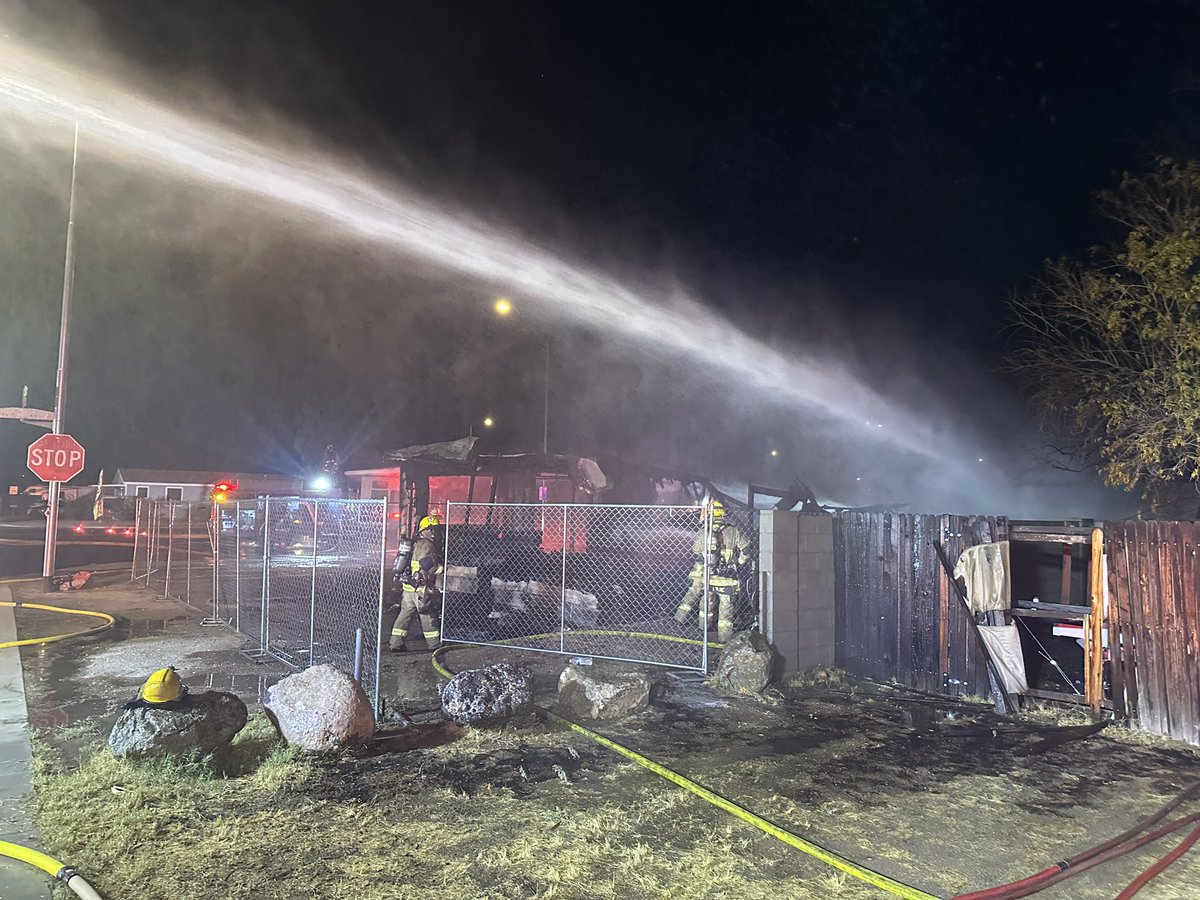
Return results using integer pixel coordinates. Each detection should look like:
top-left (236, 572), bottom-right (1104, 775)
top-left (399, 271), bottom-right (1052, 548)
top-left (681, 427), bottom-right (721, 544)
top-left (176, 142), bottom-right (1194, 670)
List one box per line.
top-left (759, 511), bottom-right (835, 674)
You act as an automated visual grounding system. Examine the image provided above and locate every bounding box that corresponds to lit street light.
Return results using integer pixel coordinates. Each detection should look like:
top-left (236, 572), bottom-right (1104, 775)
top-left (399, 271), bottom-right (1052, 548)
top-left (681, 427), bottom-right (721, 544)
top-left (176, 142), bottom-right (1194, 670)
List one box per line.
top-left (493, 296), bottom-right (512, 316)
top-left (483, 416), bottom-right (494, 428)
top-left (769, 449), bottom-right (779, 458)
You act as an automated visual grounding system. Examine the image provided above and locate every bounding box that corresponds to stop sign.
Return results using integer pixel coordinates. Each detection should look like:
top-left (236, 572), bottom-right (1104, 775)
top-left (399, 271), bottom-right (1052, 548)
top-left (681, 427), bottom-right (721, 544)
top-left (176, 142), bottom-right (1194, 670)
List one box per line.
top-left (27, 433), bottom-right (86, 483)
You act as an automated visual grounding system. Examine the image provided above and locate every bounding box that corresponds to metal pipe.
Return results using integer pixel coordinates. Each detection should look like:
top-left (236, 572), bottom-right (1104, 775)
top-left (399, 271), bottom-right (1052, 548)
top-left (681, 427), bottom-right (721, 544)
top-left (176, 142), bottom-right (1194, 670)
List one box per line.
top-left (259, 498), bottom-right (269, 653)
top-left (353, 627), bottom-right (365, 685)
top-left (308, 499), bottom-right (319, 659)
top-left (42, 124), bottom-right (80, 589)
top-left (164, 502), bottom-right (175, 599)
top-left (374, 497), bottom-right (388, 717)
top-left (560, 505), bottom-right (568, 653)
top-left (130, 497), bottom-right (141, 581)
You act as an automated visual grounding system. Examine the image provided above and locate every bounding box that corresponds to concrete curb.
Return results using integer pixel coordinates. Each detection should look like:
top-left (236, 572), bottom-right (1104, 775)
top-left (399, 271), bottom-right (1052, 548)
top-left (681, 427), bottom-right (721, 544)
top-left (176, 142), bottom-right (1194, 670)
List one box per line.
top-left (0, 585), bottom-right (53, 898)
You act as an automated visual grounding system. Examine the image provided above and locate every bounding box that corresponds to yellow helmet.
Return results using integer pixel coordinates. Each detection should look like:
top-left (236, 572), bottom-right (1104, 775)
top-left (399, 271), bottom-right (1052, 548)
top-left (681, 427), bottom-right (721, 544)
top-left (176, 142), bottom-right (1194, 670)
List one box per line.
top-left (418, 514), bottom-right (443, 532)
top-left (139, 667), bottom-right (184, 704)
top-left (709, 501), bottom-right (726, 521)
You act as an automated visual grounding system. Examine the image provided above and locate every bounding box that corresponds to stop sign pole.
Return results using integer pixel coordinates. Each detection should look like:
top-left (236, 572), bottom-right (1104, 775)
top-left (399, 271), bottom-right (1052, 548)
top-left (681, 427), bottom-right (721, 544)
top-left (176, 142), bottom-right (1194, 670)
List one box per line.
top-left (42, 125), bottom-right (81, 589)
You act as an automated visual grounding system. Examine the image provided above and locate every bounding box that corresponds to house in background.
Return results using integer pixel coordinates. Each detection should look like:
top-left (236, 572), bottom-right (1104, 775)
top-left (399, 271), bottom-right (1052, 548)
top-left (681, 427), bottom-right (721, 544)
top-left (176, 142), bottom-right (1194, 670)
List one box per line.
top-left (112, 468), bottom-right (305, 501)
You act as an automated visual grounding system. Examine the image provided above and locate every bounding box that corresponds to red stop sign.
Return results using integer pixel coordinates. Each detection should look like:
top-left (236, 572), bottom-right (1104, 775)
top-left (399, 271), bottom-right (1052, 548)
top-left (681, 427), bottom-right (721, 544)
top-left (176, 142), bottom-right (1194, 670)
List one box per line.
top-left (27, 434), bottom-right (86, 483)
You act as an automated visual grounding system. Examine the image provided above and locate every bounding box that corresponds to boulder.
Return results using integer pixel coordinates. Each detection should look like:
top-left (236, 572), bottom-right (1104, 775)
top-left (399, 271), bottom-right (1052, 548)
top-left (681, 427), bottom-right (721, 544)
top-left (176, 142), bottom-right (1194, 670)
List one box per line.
top-left (557, 664), bottom-right (651, 721)
top-left (264, 664), bottom-right (375, 752)
top-left (440, 662), bottom-right (533, 725)
top-left (711, 630), bottom-right (774, 694)
top-left (109, 691), bottom-right (247, 759)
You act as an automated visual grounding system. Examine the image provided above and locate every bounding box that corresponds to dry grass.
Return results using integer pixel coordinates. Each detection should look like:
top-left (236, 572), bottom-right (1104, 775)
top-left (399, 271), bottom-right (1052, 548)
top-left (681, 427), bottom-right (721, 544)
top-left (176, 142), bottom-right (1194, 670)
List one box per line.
top-left (31, 716), bottom-right (862, 900)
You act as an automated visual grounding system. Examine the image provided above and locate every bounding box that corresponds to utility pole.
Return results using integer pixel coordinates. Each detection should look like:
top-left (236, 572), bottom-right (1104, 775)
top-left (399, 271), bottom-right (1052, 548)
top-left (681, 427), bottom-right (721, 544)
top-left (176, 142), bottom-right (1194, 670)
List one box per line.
top-left (542, 342), bottom-right (550, 455)
top-left (43, 124), bottom-right (80, 589)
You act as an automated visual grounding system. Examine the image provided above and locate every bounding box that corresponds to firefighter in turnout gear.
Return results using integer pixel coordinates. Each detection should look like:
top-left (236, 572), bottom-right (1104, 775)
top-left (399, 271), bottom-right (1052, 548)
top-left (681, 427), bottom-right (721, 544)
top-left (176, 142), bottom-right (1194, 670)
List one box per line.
top-left (385, 514), bottom-right (445, 651)
top-left (673, 502), bottom-right (751, 642)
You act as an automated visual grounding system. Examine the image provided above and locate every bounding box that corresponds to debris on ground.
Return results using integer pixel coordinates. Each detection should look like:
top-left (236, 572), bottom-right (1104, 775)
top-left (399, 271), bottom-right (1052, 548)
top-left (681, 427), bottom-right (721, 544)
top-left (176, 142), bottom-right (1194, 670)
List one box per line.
top-left (710, 629), bottom-right (774, 694)
top-left (51, 570), bottom-right (92, 591)
top-left (264, 663), bottom-right (375, 751)
top-left (440, 661), bottom-right (533, 725)
top-left (557, 663), bottom-right (652, 721)
top-left (108, 691), bottom-right (247, 759)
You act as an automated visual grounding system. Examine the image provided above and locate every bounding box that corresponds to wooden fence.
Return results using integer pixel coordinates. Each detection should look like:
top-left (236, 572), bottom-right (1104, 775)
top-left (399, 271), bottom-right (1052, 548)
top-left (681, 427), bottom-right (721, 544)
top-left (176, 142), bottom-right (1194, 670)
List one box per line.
top-left (1106, 520), bottom-right (1200, 746)
top-left (834, 512), bottom-right (1008, 698)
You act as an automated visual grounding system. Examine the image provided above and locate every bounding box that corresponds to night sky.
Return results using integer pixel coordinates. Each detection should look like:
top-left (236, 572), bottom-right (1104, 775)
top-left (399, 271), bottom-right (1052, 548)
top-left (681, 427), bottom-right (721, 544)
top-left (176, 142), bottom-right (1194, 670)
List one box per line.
top-left (3, 1), bottom-right (1200, 513)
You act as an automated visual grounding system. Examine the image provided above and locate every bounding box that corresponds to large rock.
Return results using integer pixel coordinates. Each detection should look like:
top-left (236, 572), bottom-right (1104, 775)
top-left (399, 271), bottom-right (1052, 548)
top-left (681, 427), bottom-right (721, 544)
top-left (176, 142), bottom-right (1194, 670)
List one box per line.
top-left (264, 664), bottom-right (375, 752)
top-left (711, 630), bottom-right (774, 694)
top-left (440, 662), bottom-right (533, 725)
top-left (558, 664), bottom-right (651, 721)
top-left (109, 691), bottom-right (247, 759)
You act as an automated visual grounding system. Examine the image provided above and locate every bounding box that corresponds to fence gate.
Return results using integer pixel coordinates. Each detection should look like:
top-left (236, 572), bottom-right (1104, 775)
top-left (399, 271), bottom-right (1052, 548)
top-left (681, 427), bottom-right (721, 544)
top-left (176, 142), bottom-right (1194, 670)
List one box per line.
top-left (441, 502), bottom-right (759, 672)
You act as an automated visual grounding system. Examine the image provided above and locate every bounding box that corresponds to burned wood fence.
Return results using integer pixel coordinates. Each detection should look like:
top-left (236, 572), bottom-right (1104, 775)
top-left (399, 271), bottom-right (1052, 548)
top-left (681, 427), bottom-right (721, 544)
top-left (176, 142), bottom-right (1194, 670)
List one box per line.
top-left (1106, 520), bottom-right (1200, 746)
top-left (834, 512), bottom-right (1008, 698)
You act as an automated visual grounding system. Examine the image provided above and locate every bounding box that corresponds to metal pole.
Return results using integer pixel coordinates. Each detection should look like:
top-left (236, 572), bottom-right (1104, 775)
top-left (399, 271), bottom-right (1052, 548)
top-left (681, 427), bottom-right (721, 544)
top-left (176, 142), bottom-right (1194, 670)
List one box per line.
top-left (374, 498), bottom-right (388, 718)
top-left (353, 627), bottom-right (365, 685)
top-left (701, 502), bottom-right (712, 674)
top-left (559, 505), bottom-right (568, 653)
top-left (42, 124), bottom-right (81, 589)
top-left (164, 501), bottom-right (175, 599)
top-left (308, 499), bottom-right (319, 660)
top-left (260, 498), bottom-right (270, 653)
top-left (130, 497), bottom-right (141, 581)
top-left (234, 502), bottom-right (242, 632)
top-left (543, 342), bottom-right (550, 455)
top-left (186, 503), bottom-right (193, 606)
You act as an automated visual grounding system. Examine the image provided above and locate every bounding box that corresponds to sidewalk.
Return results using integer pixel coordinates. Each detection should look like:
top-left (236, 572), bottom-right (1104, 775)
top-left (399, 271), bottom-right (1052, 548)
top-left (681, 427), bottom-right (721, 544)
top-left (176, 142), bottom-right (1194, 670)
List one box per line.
top-left (0, 585), bottom-right (51, 900)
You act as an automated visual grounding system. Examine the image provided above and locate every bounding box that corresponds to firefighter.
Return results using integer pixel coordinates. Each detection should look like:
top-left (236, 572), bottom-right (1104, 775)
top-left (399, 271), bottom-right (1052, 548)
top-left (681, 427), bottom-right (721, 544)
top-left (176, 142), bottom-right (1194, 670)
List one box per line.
top-left (385, 514), bottom-right (445, 652)
top-left (673, 501), bottom-right (751, 641)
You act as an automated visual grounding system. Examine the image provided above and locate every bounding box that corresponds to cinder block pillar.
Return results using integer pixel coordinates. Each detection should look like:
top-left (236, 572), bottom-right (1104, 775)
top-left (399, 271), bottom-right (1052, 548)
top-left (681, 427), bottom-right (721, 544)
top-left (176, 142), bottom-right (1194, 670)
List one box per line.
top-left (759, 511), bottom-right (835, 674)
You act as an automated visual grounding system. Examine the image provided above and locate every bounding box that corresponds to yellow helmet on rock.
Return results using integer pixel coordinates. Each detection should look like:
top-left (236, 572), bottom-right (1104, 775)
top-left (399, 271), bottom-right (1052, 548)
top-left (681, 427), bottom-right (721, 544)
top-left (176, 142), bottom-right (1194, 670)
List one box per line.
top-left (139, 667), bottom-right (184, 704)
top-left (418, 514), bottom-right (443, 532)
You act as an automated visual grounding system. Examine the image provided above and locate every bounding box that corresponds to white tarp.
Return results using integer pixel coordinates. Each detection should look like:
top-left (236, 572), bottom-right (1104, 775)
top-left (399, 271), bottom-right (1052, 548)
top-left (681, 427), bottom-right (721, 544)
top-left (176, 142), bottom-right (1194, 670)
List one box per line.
top-left (977, 624), bottom-right (1029, 694)
top-left (953, 541), bottom-right (1011, 613)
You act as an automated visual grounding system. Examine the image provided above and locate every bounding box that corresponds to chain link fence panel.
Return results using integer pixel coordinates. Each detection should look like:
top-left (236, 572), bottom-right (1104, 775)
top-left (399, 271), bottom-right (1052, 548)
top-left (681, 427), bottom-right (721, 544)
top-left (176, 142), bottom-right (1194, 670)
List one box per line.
top-left (209, 497), bottom-right (386, 713)
top-left (442, 502), bottom-right (759, 672)
top-left (131, 500), bottom-right (216, 614)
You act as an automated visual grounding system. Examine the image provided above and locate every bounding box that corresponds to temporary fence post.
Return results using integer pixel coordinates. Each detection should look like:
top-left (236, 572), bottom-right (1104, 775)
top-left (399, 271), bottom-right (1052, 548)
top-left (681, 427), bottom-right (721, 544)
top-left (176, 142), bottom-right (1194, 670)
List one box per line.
top-left (702, 501), bottom-right (712, 674)
top-left (309, 499), bottom-right (319, 661)
top-left (211, 503), bottom-right (220, 623)
top-left (164, 502), bottom-right (175, 599)
top-left (260, 498), bottom-right (270, 653)
top-left (130, 497), bottom-right (141, 581)
top-left (374, 497), bottom-right (388, 718)
top-left (186, 503), bottom-right (193, 606)
top-left (560, 505), bottom-right (568, 653)
top-left (234, 502), bottom-right (241, 632)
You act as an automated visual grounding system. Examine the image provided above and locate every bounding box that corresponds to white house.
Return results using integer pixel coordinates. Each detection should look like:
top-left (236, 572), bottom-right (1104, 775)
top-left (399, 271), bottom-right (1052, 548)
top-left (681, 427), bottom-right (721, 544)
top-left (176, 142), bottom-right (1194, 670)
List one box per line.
top-left (112, 469), bottom-right (305, 501)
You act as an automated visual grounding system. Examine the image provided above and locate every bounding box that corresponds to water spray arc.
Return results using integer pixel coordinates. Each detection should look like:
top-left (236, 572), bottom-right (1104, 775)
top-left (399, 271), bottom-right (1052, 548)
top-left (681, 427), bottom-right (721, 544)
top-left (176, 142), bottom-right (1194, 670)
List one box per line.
top-left (0, 40), bottom-right (967, 471)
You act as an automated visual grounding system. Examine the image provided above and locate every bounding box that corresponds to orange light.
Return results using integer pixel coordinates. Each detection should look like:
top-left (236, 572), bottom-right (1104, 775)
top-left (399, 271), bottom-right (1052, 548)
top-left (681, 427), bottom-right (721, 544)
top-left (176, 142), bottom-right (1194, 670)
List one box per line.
top-left (213, 491), bottom-right (227, 503)
top-left (73, 524), bottom-right (85, 533)
top-left (390, 511), bottom-right (402, 519)
top-left (124, 528), bottom-right (134, 536)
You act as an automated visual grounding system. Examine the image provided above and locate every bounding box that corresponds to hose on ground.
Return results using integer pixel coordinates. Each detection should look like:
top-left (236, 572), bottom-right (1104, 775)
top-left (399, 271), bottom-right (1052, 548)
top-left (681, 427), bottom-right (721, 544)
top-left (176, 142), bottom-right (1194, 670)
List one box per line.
top-left (0, 576), bottom-right (116, 650)
top-left (431, 645), bottom-right (939, 900)
top-left (953, 778), bottom-right (1200, 899)
top-left (0, 841), bottom-right (103, 899)
top-left (1115, 823), bottom-right (1200, 899)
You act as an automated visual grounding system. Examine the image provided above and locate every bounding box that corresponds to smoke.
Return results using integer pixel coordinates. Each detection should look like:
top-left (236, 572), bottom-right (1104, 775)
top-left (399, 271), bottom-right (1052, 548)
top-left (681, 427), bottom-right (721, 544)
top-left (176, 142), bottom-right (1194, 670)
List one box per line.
top-left (0, 14), bottom-right (1131, 518)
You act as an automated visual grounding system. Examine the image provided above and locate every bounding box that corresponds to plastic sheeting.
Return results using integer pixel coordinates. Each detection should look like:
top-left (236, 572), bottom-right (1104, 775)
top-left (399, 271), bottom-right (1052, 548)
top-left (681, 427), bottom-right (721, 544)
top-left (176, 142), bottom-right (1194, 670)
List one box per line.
top-left (977, 624), bottom-right (1029, 694)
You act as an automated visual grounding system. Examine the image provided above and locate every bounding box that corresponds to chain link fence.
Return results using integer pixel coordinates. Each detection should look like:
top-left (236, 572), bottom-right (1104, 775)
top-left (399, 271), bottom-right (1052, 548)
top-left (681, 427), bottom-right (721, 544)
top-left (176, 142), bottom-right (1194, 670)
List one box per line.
top-left (211, 498), bottom-right (387, 713)
top-left (441, 502), bottom-right (760, 672)
top-left (131, 499), bottom-right (214, 616)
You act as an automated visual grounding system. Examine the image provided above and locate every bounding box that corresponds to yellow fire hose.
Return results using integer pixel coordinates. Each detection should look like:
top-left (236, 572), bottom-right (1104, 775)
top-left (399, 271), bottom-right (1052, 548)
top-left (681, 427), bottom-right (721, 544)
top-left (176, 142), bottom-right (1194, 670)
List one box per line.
top-left (0, 576), bottom-right (109, 898)
top-left (431, 643), bottom-right (939, 900)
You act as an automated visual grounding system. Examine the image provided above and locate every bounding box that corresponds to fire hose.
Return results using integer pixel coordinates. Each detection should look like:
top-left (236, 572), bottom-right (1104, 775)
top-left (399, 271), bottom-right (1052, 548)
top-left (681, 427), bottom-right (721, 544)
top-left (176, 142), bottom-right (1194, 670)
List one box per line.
top-left (0, 576), bottom-right (110, 898)
top-left (431, 642), bottom-right (939, 900)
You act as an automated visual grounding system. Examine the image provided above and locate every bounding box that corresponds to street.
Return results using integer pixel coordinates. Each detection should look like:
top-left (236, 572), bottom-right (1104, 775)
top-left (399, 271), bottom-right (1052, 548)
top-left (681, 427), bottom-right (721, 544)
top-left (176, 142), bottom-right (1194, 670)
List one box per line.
top-left (0, 521), bottom-right (132, 577)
